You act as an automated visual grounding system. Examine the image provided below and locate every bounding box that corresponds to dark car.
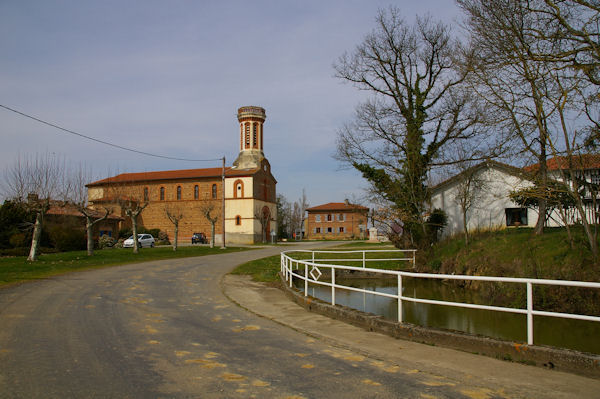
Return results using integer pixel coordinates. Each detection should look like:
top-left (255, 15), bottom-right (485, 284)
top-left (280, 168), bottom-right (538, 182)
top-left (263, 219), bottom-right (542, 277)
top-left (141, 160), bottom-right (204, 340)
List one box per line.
top-left (191, 232), bottom-right (207, 244)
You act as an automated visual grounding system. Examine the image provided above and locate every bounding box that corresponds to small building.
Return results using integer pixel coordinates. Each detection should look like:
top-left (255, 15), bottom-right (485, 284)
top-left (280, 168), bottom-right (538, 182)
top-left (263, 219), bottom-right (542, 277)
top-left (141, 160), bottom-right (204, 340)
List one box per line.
top-left (46, 202), bottom-right (123, 239)
top-left (429, 156), bottom-right (600, 238)
top-left (86, 106), bottom-right (277, 244)
top-left (305, 202), bottom-right (369, 240)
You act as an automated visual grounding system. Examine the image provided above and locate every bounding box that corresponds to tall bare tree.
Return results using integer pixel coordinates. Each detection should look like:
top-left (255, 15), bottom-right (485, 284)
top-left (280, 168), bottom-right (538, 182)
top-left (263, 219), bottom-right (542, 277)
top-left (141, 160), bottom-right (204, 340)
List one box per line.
top-left (452, 163), bottom-right (488, 246)
top-left (2, 153), bottom-right (68, 261)
top-left (165, 204), bottom-right (184, 251)
top-left (106, 183), bottom-right (148, 254)
top-left (334, 8), bottom-right (488, 247)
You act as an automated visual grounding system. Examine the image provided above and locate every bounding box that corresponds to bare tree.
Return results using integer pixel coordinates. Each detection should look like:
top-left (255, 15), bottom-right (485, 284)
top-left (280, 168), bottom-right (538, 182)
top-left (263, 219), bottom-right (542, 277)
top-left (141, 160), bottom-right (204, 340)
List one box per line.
top-left (2, 153), bottom-right (68, 261)
top-left (334, 8), bottom-right (489, 247)
top-left (68, 165), bottom-right (111, 256)
top-left (106, 184), bottom-right (148, 254)
top-left (255, 206), bottom-right (272, 243)
top-left (165, 204), bottom-right (184, 251)
top-left (452, 164), bottom-right (488, 246)
top-left (200, 201), bottom-right (219, 248)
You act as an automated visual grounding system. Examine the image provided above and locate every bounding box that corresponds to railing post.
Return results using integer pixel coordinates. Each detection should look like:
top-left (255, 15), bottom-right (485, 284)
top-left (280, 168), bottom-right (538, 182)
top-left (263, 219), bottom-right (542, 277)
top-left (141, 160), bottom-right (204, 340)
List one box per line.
top-left (332, 268), bottom-right (336, 306)
top-left (312, 251), bottom-right (315, 265)
top-left (290, 260), bottom-right (293, 288)
top-left (362, 251), bottom-right (366, 268)
top-left (398, 274), bottom-right (403, 323)
top-left (412, 250), bottom-right (416, 269)
top-left (527, 282), bottom-right (533, 345)
top-left (305, 263), bottom-right (308, 296)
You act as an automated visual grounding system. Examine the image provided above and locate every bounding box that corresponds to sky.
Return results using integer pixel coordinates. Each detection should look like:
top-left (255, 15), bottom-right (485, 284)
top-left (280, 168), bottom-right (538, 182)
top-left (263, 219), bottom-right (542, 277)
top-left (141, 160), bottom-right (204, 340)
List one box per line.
top-left (1, 0), bottom-right (461, 206)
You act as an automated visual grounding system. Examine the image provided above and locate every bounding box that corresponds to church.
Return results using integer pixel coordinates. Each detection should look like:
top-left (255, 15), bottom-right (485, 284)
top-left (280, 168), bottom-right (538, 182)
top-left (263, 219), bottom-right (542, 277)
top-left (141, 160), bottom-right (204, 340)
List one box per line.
top-left (86, 106), bottom-right (277, 245)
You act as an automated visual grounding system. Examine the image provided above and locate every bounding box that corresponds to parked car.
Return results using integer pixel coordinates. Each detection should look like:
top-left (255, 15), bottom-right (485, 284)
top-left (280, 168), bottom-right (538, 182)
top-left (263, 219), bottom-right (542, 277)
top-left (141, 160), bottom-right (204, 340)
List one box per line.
top-left (191, 232), bottom-right (207, 244)
top-left (123, 234), bottom-right (155, 248)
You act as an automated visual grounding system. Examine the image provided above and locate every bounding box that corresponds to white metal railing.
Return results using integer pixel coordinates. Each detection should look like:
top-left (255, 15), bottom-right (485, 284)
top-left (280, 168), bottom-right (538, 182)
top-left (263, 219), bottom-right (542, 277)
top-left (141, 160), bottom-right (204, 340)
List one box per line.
top-left (280, 249), bottom-right (600, 346)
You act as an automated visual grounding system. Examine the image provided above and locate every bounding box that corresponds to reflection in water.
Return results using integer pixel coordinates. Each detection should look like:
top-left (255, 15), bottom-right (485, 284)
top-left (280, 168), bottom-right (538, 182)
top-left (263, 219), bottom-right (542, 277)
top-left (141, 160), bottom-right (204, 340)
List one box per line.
top-left (299, 277), bottom-right (599, 354)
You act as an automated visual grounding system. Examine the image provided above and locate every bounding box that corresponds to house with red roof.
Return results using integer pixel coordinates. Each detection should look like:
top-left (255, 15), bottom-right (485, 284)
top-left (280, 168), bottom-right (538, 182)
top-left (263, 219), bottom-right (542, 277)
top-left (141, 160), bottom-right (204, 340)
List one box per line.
top-left (86, 106), bottom-right (277, 244)
top-left (305, 201), bottom-right (369, 240)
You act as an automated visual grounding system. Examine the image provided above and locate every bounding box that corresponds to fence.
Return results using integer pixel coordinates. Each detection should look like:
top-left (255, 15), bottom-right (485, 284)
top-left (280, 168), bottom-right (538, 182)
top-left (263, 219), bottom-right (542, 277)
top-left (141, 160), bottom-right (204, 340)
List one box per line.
top-left (280, 249), bottom-right (600, 346)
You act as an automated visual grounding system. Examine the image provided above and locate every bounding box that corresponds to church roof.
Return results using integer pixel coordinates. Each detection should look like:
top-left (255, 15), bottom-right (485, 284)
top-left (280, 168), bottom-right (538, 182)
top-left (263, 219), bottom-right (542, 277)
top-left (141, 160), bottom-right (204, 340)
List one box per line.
top-left (87, 166), bottom-right (259, 187)
top-left (307, 202), bottom-right (369, 212)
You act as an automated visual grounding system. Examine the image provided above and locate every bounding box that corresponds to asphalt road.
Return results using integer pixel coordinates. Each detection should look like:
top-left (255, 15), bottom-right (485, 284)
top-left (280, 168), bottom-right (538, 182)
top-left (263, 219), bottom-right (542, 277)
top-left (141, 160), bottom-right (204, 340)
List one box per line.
top-left (0, 243), bottom-right (528, 398)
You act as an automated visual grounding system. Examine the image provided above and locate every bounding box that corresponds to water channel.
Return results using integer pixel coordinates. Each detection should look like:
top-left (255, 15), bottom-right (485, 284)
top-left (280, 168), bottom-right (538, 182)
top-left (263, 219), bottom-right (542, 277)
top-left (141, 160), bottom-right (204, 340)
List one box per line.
top-left (295, 276), bottom-right (600, 354)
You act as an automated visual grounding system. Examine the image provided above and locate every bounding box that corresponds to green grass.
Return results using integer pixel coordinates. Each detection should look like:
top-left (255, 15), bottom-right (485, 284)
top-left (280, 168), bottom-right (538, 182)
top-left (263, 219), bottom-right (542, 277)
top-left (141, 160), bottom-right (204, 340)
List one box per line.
top-left (0, 245), bottom-right (251, 286)
top-left (231, 245), bottom-right (414, 283)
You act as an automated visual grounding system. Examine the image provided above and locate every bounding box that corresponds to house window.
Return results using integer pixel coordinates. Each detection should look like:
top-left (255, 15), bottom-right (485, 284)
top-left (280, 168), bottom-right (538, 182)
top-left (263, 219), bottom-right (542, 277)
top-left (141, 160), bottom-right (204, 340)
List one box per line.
top-left (315, 215), bottom-right (321, 222)
top-left (160, 187), bottom-right (165, 201)
top-left (339, 227), bottom-right (344, 233)
top-left (235, 215), bottom-right (241, 226)
top-left (327, 227), bottom-right (332, 233)
top-left (194, 185), bottom-right (199, 200)
top-left (327, 214), bottom-right (332, 221)
top-left (338, 213), bottom-right (345, 221)
top-left (212, 184), bottom-right (217, 199)
top-left (505, 208), bottom-right (528, 226)
top-left (316, 227), bottom-right (321, 234)
top-left (177, 186), bottom-right (182, 200)
top-left (143, 187), bottom-right (149, 202)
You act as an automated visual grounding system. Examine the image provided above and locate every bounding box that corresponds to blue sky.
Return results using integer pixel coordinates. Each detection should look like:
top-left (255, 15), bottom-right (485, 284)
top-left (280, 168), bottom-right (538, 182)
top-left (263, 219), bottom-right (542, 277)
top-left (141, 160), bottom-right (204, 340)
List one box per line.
top-left (1, 0), bottom-right (460, 206)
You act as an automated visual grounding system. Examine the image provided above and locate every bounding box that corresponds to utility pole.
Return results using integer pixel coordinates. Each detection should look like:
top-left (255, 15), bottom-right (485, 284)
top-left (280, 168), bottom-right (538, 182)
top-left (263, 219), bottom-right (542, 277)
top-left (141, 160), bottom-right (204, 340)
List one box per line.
top-left (221, 156), bottom-right (226, 249)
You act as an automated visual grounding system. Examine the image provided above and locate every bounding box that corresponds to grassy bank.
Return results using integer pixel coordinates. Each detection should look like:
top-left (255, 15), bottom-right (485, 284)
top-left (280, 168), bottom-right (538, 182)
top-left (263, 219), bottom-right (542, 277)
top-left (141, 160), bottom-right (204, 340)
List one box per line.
top-left (230, 241), bottom-right (403, 283)
top-left (0, 245), bottom-right (250, 287)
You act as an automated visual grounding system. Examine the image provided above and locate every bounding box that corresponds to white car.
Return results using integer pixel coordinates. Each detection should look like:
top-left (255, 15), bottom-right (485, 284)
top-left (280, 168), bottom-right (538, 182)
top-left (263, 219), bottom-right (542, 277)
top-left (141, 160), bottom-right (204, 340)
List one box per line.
top-left (123, 234), bottom-right (155, 248)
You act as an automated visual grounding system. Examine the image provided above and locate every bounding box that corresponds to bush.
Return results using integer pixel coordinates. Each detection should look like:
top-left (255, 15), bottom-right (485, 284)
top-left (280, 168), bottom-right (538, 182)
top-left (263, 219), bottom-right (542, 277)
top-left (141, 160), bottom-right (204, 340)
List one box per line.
top-left (9, 233), bottom-right (28, 248)
top-left (119, 228), bottom-right (132, 239)
top-left (158, 230), bottom-right (169, 241)
top-left (47, 226), bottom-right (86, 252)
top-left (98, 235), bottom-right (115, 249)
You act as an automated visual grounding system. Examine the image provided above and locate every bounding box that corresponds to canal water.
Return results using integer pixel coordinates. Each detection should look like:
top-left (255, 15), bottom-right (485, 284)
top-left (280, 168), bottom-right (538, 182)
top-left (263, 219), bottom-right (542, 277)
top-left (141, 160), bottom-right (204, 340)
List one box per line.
top-left (296, 277), bottom-right (600, 354)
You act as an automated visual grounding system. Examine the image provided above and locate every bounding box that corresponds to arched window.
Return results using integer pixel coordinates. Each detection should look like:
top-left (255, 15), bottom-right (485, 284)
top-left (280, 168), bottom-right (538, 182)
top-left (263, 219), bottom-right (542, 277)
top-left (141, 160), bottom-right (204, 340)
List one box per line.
top-left (235, 215), bottom-right (241, 226)
top-left (252, 123), bottom-right (257, 148)
top-left (143, 187), bottom-right (149, 202)
top-left (244, 123), bottom-right (250, 149)
top-left (177, 186), bottom-right (182, 200)
top-left (194, 185), bottom-right (199, 200)
top-left (160, 187), bottom-right (165, 201)
top-left (212, 184), bottom-right (217, 199)
top-left (233, 179), bottom-right (244, 198)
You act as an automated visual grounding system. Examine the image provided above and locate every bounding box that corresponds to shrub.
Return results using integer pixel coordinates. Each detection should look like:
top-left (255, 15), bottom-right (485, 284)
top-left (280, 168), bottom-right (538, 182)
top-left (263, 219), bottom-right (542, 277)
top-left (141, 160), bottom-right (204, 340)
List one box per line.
top-left (9, 233), bottom-right (28, 248)
top-left (98, 235), bottom-right (115, 249)
top-left (47, 226), bottom-right (86, 252)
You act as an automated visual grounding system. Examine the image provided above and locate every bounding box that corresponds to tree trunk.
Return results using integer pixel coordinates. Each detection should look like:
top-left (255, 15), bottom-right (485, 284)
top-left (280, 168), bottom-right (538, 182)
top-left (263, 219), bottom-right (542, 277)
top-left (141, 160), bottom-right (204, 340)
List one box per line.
top-left (462, 208), bottom-right (469, 246)
top-left (27, 211), bottom-right (43, 261)
top-left (173, 223), bottom-right (178, 251)
top-left (132, 214), bottom-right (139, 254)
top-left (210, 223), bottom-right (215, 248)
top-left (86, 218), bottom-right (94, 256)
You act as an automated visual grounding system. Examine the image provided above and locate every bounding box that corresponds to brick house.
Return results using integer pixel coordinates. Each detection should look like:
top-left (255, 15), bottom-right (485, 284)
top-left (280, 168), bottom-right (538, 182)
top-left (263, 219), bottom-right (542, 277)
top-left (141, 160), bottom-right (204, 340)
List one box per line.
top-left (305, 202), bottom-right (369, 240)
top-left (46, 202), bottom-right (122, 239)
top-left (86, 106), bottom-right (277, 245)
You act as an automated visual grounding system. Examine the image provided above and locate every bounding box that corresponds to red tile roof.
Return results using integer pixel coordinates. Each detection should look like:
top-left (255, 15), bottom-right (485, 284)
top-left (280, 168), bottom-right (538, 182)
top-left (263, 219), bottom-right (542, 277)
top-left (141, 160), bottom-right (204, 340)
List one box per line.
top-left (307, 202), bottom-right (369, 212)
top-left (524, 154), bottom-right (600, 173)
top-left (87, 166), bottom-right (258, 186)
top-left (46, 203), bottom-right (122, 220)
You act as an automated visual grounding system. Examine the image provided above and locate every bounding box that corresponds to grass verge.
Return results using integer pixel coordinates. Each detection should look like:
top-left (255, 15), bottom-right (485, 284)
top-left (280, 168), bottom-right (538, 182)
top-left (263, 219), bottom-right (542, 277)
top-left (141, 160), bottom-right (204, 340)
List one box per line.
top-left (0, 245), bottom-right (251, 287)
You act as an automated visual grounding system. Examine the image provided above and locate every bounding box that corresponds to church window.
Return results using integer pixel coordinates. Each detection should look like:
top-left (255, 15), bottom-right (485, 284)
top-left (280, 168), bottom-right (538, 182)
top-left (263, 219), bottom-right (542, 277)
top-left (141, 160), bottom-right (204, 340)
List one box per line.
top-left (252, 123), bottom-right (257, 148)
top-left (177, 186), bottom-right (182, 200)
top-left (143, 187), bottom-right (149, 202)
top-left (235, 215), bottom-right (241, 226)
top-left (160, 187), bottom-right (165, 201)
top-left (234, 180), bottom-right (244, 198)
top-left (194, 185), bottom-right (199, 200)
top-left (212, 184), bottom-right (217, 199)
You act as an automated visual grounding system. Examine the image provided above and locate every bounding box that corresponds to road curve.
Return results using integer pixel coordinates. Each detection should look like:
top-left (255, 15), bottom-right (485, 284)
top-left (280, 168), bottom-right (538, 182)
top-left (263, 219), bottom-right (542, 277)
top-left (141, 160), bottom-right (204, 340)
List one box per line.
top-left (0, 242), bottom-right (581, 398)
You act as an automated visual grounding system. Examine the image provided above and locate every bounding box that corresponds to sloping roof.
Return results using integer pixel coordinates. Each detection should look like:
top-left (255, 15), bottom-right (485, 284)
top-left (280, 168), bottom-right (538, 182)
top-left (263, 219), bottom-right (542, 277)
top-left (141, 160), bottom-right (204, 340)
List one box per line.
top-left (430, 160), bottom-right (532, 194)
top-left (524, 154), bottom-right (600, 173)
top-left (307, 202), bottom-right (369, 212)
top-left (87, 166), bottom-right (259, 187)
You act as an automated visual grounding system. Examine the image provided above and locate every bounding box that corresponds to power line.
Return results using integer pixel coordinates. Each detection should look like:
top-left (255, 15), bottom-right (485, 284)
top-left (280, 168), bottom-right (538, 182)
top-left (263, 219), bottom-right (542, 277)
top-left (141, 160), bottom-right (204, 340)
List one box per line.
top-left (0, 104), bottom-right (222, 162)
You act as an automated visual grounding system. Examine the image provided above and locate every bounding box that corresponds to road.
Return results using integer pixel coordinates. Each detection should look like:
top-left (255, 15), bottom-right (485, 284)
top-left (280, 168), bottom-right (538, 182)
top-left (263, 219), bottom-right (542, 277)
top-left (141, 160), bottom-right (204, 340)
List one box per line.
top-left (0, 242), bottom-right (596, 398)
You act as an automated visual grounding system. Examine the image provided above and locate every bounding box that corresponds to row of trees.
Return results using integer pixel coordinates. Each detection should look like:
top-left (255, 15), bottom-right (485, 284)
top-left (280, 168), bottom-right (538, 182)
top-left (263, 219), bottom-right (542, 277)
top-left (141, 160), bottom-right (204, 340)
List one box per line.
top-left (276, 190), bottom-right (309, 239)
top-left (1, 154), bottom-right (224, 260)
top-left (335, 1), bottom-right (600, 256)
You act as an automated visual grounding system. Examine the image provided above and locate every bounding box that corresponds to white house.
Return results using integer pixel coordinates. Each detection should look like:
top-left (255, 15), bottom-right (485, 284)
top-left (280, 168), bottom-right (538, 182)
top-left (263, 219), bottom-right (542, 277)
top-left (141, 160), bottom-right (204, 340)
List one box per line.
top-left (430, 156), bottom-right (600, 238)
top-left (430, 161), bottom-right (536, 237)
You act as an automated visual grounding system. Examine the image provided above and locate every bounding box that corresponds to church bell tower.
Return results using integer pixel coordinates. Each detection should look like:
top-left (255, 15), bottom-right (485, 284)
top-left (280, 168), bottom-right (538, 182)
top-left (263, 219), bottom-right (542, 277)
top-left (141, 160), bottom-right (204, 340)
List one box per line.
top-left (232, 106), bottom-right (266, 169)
